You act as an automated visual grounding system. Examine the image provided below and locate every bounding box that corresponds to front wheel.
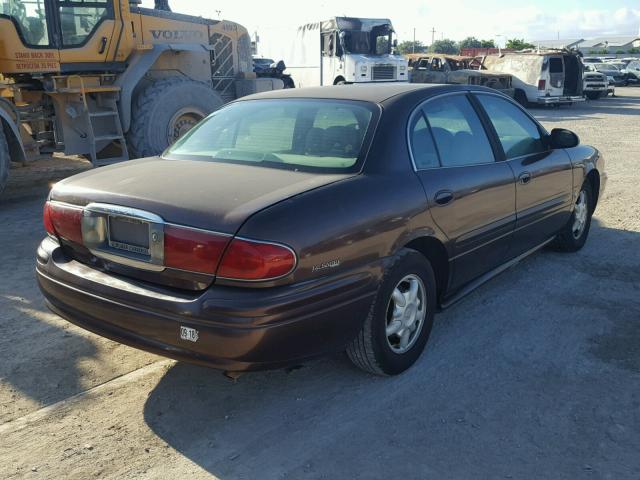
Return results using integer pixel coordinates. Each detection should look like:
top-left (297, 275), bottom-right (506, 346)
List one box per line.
top-left (347, 248), bottom-right (436, 375)
top-left (128, 78), bottom-right (224, 158)
top-left (552, 182), bottom-right (593, 252)
top-left (0, 127), bottom-right (10, 196)
top-left (585, 91), bottom-right (602, 100)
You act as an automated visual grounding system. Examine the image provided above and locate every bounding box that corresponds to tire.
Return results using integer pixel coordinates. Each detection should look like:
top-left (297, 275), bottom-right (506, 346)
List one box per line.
top-left (347, 248), bottom-right (437, 376)
top-left (514, 89), bottom-right (530, 108)
top-left (128, 77), bottom-right (224, 158)
top-left (585, 91), bottom-right (602, 100)
top-left (552, 181), bottom-right (593, 252)
top-left (0, 127), bottom-right (10, 196)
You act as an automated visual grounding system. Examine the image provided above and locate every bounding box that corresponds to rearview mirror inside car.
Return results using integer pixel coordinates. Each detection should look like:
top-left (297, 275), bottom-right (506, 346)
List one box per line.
top-left (550, 128), bottom-right (580, 149)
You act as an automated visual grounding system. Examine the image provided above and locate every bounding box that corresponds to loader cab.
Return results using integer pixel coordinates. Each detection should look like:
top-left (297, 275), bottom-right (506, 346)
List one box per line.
top-left (0, 0), bottom-right (131, 70)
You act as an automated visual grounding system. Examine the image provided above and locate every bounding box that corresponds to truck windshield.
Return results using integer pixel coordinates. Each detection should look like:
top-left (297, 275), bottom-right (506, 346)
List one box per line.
top-left (0, 0), bottom-right (49, 46)
top-left (342, 25), bottom-right (393, 55)
top-left (165, 99), bottom-right (376, 173)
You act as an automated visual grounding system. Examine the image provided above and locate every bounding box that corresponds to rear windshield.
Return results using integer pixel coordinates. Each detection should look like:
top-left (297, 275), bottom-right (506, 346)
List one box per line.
top-left (164, 99), bottom-right (376, 173)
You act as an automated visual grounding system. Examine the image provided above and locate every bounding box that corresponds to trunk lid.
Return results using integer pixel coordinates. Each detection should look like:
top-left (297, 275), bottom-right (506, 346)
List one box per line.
top-left (50, 157), bottom-right (353, 290)
top-left (52, 157), bottom-right (352, 233)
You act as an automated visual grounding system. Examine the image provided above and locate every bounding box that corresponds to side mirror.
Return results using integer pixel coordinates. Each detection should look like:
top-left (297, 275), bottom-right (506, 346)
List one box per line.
top-left (393, 39), bottom-right (398, 48)
top-left (550, 128), bottom-right (579, 149)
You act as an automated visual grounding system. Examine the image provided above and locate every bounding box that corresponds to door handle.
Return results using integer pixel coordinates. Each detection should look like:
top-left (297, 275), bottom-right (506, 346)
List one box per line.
top-left (518, 172), bottom-right (532, 185)
top-left (98, 37), bottom-right (108, 55)
top-left (434, 190), bottom-right (454, 206)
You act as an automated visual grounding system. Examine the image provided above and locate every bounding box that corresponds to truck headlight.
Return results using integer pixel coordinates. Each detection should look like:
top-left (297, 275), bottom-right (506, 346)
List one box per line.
top-left (360, 65), bottom-right (368, 73)
top-left (399, 65), bottom-right (407, 71)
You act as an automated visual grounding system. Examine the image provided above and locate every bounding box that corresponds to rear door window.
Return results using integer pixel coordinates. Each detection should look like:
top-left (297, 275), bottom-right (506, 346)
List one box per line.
top-left (475, 94), bottom-right (546, 159)
top-left (549, 57), bottom-right (563, 73)
top-left (422, 95), bottom-right (495, 167)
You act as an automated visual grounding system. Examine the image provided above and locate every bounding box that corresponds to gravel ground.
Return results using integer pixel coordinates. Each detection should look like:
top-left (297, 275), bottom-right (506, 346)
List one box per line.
top-left (0, 89), bottom-right (639, 479)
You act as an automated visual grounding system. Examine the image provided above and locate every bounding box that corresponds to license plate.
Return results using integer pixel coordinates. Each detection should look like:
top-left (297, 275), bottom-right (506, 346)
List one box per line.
top-left (108, 216), bottom-right (150, 255)
top-left (180, 326), bottom-right (199, 343)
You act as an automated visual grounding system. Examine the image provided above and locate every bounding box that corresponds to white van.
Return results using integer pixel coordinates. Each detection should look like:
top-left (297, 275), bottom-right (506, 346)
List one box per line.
top-left (482, 52), bottom-right (584, 106)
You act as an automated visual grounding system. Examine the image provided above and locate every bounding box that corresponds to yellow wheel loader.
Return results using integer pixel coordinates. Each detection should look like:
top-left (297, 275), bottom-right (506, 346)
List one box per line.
top-left (0, 0), bottom-right (283, 194)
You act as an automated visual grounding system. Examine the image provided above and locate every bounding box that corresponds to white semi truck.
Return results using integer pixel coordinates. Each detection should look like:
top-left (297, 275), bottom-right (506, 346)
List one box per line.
top-left (261, 17), bottom-right (408, 88)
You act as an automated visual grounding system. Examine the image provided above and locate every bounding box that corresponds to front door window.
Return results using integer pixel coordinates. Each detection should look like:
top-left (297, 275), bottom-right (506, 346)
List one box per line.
top-left (58, 0), bottom-right (110, 47)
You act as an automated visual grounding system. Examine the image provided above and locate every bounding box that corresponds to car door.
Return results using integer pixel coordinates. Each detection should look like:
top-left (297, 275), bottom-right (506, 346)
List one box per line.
top-left (473, 92), bottom-right (573, 255)
top-left (409, 93), bottom-right (516, 290)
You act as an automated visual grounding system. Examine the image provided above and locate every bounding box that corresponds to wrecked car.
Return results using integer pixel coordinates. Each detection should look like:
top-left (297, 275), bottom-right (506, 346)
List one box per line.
top-left (482, 50), bottom-right (584, 107)
top-left (407, 54), bottom-right (514, 97)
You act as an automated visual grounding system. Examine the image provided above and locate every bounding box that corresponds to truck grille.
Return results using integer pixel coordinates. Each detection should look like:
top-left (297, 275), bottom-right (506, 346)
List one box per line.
top-left (372, 65), bottom-right (396, 80)
top-left (585, 74), bottom-right (605, 82)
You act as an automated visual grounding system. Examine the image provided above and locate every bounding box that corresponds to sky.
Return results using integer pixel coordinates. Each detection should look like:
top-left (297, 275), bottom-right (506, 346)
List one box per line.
top-left (141, 0), bottom-right (640, 46)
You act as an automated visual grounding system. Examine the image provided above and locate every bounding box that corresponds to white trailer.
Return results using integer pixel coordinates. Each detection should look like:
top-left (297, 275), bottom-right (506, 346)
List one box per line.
top-left (261, 17), bottom-right (408, 88)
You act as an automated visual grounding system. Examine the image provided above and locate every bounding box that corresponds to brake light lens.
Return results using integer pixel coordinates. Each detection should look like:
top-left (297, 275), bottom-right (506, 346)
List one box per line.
top-left (164, 225), bottom-right (230, 274)
top-left (44, 201), bottom-right (83, 244)
top-left (217, 238), bottom-right (296, 281)
top-left (538, 79), bottom-right (546, 90)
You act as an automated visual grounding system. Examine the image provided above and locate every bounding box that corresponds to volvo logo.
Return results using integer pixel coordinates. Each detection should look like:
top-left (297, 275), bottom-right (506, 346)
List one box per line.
top-left (150, 30), bottom-right (205, 41)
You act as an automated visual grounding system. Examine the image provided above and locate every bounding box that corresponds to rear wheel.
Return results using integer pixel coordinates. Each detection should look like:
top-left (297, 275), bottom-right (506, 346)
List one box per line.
top-left (128, 77), bottom-right (224, 158)
top-left (514, 89), bottom-right (530, 108)
top-left (0, 127), bottom-right (9, 196)
top-left (552, 181), bottom-right (593, 252)
top-left (347, 248), bottom-right (436, 375)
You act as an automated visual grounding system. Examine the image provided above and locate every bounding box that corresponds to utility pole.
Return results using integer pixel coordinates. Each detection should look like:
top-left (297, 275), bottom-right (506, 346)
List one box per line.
top-left (431, 27), bottom-right (436, 46)
top-left (413, 28), bottom-right (416, 53)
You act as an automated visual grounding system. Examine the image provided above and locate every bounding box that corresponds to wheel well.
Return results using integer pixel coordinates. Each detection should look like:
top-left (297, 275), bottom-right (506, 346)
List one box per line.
top-left (334, 76), bottom-right (346, 85)
top-left (404, 236), bottom-right (449, 301)
top-left (586, 169), bottom-right (600, 211)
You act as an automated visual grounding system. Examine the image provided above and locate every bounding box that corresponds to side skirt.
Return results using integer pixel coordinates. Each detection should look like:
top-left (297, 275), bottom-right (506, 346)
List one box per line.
top-left (439, 236), bottom-right (556, 310)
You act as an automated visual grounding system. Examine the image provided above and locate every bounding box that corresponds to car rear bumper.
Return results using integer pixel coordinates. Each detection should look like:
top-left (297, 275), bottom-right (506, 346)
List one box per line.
top-left (36, 237), bottom-right (379, 371)
top-left (536, 95), bottom-right (585, 104)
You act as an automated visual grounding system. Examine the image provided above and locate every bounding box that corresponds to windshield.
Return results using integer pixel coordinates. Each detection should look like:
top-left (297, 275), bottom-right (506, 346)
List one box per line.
top-left (0, 0), bottom-right (49, 45)
top-left (165, 99), bottom-right (376, 173)
top-left (342, 25), bottom-right (393, 55)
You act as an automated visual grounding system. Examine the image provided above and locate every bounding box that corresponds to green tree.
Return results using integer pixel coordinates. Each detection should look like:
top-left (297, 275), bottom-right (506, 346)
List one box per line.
top-left (397, 40), bottom-right (427, 55)
top-left (505, 38), bottom-right (536, 50)
top-left (480, 39), bottom-right (496, 48)
top-left (429, 39), bottom-right (459, 54)
top-left (459, 36), bottom-right (482, 49)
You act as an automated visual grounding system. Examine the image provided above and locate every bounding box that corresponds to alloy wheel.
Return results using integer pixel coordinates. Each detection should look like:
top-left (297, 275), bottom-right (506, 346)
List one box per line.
top-left (385, 274), bottom-right (427, 354)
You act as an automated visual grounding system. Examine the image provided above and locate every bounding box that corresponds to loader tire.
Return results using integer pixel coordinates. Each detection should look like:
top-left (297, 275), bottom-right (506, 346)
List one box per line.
top-left (128, 77), bottom-right (224, 159)
top-left (0, 127), bottom-right (10, 196)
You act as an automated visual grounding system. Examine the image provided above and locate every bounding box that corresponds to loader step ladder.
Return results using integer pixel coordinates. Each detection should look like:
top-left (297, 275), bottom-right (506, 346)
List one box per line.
top-left (56, 75), bottom-right (130, 166)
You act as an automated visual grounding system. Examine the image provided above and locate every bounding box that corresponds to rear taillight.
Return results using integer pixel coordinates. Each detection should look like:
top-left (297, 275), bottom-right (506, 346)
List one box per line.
top-left (164, 225), bottom-right (230, 274)
top-left (44, 201), bottom-right (83, 244)
top-left (217, 238), bottom-right (296, 281)
top-left (538, 79), bottom-right (546, 90)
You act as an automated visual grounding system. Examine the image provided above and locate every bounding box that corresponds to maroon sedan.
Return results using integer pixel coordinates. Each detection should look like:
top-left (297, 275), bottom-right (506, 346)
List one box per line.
top-left (37, 84), bottom-right (605, 375)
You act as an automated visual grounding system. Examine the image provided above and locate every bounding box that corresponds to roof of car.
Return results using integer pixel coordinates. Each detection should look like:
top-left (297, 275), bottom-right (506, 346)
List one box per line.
top-left (238, 83), bottom-right (466, 104)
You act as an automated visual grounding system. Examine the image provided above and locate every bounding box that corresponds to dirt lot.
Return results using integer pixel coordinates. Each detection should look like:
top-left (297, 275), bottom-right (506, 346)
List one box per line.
top-left (1, 89), bottom-right (639, 479)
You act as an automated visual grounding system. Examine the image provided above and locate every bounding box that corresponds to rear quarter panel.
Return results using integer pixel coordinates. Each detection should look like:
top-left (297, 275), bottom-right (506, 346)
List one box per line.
top-left (230, 173), bottom-right (439, 287)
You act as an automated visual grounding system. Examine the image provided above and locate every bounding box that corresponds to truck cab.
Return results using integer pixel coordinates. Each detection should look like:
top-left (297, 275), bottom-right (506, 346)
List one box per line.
top-left (323, 17), bottom-right (407, 85)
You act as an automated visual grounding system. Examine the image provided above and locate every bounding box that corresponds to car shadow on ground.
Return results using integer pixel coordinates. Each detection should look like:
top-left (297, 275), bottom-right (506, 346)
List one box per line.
top-left (142, 219), bottom-right (640, 479)
top-left (532, 88), bottom-right (640, 122)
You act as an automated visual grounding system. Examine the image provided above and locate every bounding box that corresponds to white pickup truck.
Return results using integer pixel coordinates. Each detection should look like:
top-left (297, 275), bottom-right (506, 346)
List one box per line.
top-left (583, 65), bottom-right (609, 99)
